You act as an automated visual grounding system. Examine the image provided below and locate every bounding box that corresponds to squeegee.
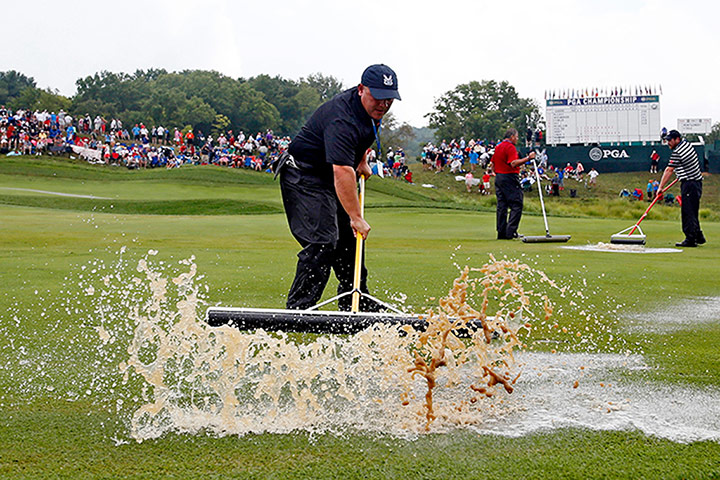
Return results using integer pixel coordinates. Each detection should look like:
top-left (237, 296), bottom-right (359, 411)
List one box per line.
top-left (610, 178), bottom-right (678, 245)
top-left (522, 158), bottom-right (571, 243)
top-left (206, 176), bottom-right (488, 336)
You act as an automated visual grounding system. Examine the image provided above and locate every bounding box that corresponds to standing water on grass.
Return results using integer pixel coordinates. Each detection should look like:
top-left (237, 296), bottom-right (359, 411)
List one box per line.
top-left (2, 249), bottom-right (720, 443)
top-left (112, 253), bottom-right (552, 439)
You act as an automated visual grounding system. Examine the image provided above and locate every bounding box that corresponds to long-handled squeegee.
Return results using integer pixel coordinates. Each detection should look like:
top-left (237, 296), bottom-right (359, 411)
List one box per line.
top-left (610, 178), bottom-right (678, 245)
top-left (206, 176), bottom-right (486, 336)
top-left (522, 159), bottom-right (571, 243)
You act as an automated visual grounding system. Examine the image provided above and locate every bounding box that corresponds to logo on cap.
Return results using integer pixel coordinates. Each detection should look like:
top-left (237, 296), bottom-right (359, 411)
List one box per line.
top-left (383, 75), bottom-right (394, 86)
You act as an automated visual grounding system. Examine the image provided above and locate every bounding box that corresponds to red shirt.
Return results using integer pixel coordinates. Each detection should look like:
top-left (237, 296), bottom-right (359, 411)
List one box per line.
top-left (491, 140), bottom-right (519, 174)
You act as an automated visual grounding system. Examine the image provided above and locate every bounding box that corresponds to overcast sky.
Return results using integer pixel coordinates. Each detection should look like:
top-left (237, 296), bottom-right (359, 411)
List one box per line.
top-left (4, 0), bottom-right (719, 130)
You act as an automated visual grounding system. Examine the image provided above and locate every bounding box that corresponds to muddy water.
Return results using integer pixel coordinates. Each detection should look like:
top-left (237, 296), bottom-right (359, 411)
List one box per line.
top-left (2, 250), bottom-right (719, 443)
top-left (118, 255), bottom-right (562, 439)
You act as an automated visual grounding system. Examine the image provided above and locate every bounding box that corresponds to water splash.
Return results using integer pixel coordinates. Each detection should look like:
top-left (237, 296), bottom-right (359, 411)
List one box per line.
top-left (2, 249), bottom-right (719, 444)
top-left (118, 255), bottom-right (553, 439)
top-left (113, 253), bottom-right (641, 441)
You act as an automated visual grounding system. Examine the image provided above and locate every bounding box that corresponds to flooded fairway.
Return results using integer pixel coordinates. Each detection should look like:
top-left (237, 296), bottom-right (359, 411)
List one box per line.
top-left (2, 250), bottom-right (718, 446)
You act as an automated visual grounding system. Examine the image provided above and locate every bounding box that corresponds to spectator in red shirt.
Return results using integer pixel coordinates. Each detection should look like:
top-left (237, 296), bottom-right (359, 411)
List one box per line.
top-left (491, 128), bottom-right (536, 239)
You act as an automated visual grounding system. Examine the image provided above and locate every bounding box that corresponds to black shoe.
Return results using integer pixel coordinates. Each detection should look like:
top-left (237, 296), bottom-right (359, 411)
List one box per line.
top-left (497, 235), bottom-right (509, 240)
top-left (676, 240), bottom-right (698, 247)
top-left (697, 234), bottom-right (706, 245)
top-left (510, 232), bottom-right (524, 239)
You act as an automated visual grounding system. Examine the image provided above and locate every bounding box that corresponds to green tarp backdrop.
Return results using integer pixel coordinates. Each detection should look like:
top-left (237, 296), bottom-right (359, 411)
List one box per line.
top-left (539, 144), bottom-right (713, 173)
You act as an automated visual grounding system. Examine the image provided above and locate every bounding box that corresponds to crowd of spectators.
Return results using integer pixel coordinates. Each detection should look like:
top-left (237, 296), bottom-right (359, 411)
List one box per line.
top-left (417, 136), bottom-right (606, 197)
top-left (370, 147), bottom-right (413, 182)
top-left (420, 137), bottom-right (496, 174)
top-left (4, 106), bottom-right (676, 205)
top-left (420, 138), bottom-right (499, 194)
top-left (0, 105), bottom-right (289, 172)
top-left (416, 132), bottom-right (683, 211)
top-left (0, 104), bottom-right (416, 185)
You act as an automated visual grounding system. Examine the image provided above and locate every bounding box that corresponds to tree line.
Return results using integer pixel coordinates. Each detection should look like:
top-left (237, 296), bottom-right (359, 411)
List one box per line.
top-left (1, 69), bottom-right (348, 137)
top-left (2, 69), bottom-right (550, 150)
top-left (425, 80), bottom-right (542, 144)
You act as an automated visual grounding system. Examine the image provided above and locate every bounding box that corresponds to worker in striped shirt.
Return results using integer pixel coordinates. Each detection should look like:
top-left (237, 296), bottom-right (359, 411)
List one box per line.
top-left (657, 130), bottom-right (706, 247)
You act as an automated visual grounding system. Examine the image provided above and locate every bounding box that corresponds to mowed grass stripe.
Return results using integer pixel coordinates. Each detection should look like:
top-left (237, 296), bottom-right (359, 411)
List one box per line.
top-left (0, 157), bottom-right (275, 185)
top-left (0, 194), bottom-right (282, 215)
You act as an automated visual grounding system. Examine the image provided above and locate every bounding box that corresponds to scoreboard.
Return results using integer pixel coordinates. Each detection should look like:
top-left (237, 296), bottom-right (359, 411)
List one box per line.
top-left (677, 118), bottom-right (712, 134)
top-left (546, 95), bottom-right (661, 144)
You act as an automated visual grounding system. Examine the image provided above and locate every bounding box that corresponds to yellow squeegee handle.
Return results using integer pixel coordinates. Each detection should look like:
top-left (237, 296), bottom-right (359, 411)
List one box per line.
top-left (351, 175), bottom-right (366, 313)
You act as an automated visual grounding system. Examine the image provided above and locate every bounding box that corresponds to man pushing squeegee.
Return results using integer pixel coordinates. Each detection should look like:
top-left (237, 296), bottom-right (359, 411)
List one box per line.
top-left (206, 65), bottom-right (485, 335)
top-left (611, 130), bottom-right (706, 247)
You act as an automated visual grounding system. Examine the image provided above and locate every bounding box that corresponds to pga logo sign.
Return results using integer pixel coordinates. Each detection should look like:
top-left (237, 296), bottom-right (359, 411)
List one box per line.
top-left (588, 147), bottom-right (629, 162)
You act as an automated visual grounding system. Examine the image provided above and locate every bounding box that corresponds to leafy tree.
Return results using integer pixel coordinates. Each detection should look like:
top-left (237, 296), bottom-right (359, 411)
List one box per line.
top-left (291, 84), bottom-right (321, 130)
top-left (177, 96), bottom-right (216, 133)
top-left (152, 71), bottom-right (280, 135)
top-left (74, 70), bottom-right (145, 117)
top-left (70, 98), bottom-right (115, 120)
top-left (8, 87), bottom-right (71, 112)
top-left (426, 80), bottom-right (541, 143)
top-left (406, 126), bottom-right (436, 158)
top-left (143, 87), bottom-right (188, 127)
top-left (132, 68), bottom-right (168, 82)
top-left (166, 70), bottom-right (238, 115)
top-left (245, 74), bottom-right (302, 133)
top-left (71, 69), bottom-right (282, 136)
top-left (378, 112), bottom-right (415, 154)
top-left (303, 73), bottom-right (345, 102)
top-left (211, 114), bottom-right (231, 137)
top-left (0, 71), bottom-right (36, 105)
top-left (704, 122), bottom-right (720, 146)
top-left (244, 74), bottom-right (326, 135)
top-left (231, 83), bottom-right (281, 134)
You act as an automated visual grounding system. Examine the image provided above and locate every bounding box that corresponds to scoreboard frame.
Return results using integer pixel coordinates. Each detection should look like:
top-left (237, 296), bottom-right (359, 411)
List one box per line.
top-left (546, 95), bottom-right (661, 145)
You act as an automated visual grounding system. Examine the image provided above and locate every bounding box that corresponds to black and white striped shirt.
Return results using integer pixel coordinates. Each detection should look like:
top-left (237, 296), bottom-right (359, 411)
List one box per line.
top-left (668, 140), bottom-right (703, 181)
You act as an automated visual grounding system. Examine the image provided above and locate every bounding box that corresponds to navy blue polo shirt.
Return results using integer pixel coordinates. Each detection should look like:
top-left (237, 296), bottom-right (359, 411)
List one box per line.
top-left (289, 87), bottom-right (377, 182)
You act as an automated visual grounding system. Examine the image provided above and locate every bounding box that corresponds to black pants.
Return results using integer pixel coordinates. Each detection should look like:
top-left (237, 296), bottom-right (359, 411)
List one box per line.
top-left (680, 180), bottom-right (703, 243)
top-left (495, 173), bottom-right (524, 239)
top-left (279, 164), bottom-right (373, 311)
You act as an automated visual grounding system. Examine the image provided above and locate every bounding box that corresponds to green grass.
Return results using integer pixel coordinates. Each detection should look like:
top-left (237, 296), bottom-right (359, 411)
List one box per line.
top-left (3, 410), bottom-right (719, 479)
top-left (4, 156), bottom-right (718, 219)
top-left (1, 156), bottom-right (719, 478)
top-left (0, 194), bottom-right (282, 215)
top-left (411, 163), bottom-right (720, 221)
top-left (0, 156), bottom-right (275, 185)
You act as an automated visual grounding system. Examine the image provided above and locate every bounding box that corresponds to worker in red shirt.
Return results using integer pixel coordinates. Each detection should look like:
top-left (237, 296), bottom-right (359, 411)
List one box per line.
top-left (491, 128), bottom-right (536, 239)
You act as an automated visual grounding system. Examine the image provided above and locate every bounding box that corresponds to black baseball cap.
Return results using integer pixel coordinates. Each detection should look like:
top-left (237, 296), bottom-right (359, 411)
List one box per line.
top-left (666, 129), bottom-right (682, 140)
top-left (361, 64), bottom-right (401, 101)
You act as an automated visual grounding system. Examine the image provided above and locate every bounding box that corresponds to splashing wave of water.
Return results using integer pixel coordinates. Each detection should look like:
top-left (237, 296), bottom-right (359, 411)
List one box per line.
top-left (3, 249), bottom-right (718, 444)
